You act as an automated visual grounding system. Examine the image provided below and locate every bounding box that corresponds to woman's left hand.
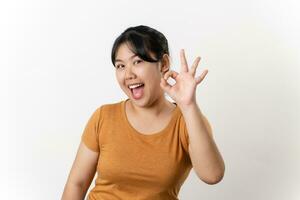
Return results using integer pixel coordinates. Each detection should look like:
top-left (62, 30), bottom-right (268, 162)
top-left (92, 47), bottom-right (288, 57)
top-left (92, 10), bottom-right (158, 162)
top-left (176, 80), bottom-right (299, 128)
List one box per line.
top-left (160, 49), bottom-right (208, 107)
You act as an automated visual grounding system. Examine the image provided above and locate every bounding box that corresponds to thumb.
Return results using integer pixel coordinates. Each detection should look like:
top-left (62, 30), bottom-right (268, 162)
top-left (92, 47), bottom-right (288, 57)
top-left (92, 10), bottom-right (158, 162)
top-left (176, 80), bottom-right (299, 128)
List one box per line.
top-left (160, 77), bottom-right (172, 93)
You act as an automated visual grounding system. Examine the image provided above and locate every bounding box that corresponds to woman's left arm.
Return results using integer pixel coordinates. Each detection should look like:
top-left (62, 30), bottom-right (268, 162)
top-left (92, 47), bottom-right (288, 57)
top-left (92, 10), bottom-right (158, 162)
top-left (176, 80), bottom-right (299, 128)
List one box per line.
top-left (160, 49), bottom-right (225, 184)
top-left (180, 102), bottom-right (225, 185)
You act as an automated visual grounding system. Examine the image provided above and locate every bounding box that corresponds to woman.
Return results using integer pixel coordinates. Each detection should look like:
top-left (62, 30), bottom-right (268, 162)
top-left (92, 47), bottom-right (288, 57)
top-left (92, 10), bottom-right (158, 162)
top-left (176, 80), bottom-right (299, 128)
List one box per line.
top-left (62, 25), bottom-right (225, 200)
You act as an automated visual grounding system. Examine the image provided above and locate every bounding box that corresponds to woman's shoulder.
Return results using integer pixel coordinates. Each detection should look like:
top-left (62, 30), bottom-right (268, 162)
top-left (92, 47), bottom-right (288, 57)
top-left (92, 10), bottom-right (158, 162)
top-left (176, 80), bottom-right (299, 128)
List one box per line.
top-left (100, 99), bottom-right (124, 109)
top-left (95, 99), bottom-right (125, 114)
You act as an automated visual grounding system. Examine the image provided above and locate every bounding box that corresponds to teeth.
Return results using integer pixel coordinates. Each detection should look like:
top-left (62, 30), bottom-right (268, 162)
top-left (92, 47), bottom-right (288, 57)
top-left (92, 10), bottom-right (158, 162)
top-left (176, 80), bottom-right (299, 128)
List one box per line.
top-left (128, 83), bottom-right (143, 89)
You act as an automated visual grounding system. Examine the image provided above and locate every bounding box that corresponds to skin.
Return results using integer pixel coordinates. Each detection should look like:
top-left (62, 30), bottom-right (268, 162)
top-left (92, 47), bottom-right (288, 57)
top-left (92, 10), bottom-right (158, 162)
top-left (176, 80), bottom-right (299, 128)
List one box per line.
top-left (114, 42), bottom-right (176, 119)
top-left (61, 41), bottom-right (225, 200)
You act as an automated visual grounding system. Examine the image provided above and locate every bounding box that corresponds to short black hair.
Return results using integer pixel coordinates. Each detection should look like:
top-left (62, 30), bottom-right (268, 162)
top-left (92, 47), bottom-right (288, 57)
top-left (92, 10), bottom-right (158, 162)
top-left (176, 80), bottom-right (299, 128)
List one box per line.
top-left (111, 25), bottom-right (169, 67)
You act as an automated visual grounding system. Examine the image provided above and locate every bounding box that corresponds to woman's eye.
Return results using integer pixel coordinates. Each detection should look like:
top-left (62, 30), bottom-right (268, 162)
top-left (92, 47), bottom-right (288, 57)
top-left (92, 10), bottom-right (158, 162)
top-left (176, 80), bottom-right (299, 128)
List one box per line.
top-left (116, 64), bottom-right (124, 69)
top-left (134, 60), bottom-right (142, 65)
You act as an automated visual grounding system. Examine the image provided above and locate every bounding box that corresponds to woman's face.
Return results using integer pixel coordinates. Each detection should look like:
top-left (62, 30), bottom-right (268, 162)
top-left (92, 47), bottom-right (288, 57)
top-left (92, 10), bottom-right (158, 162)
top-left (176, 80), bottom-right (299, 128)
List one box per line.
top-left (114, 43), bottom-right (169, 107)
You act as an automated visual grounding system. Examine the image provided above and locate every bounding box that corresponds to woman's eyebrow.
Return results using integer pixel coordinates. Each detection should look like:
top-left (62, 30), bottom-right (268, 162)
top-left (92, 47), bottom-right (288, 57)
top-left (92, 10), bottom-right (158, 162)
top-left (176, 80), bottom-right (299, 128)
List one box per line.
top-left (115, 54), bottom-right (138, 62)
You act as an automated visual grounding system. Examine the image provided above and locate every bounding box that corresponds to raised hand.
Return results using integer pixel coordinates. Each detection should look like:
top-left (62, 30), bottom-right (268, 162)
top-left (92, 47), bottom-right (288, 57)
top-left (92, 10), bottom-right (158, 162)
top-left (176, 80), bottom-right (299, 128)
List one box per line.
top-left (160, 49), bottom-right (208, 107)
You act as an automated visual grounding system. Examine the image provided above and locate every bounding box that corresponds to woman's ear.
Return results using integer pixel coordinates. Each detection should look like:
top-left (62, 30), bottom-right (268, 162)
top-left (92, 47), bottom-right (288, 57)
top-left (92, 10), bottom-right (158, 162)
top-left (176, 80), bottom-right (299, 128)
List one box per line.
top-left (160, 54), bottom-right (170, 76)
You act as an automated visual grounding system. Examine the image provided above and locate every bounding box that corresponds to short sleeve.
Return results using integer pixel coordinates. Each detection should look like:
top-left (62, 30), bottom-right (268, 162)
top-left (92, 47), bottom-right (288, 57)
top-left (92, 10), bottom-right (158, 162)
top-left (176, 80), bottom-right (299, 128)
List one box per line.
top-left (179, 114), bottom-right (190, 154)
top-left (81, 106), bottom-right (103, 152)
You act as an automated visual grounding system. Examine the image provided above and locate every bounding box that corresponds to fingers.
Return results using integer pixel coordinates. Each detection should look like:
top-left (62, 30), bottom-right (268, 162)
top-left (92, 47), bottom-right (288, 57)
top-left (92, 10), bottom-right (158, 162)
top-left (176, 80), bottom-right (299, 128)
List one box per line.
top-left (180, 49), bottom-right (189, 73)
top-left (195, 69), bottom-right (208, 85)
top-left (180, 49), bottom-right (201, 77)
top-left (161, 70), bottom-right (179, 93)
top-left (190, 56), bottom-right (201, 76)
top-left (160, 77), bottom-right (172, 92)
top-left (163, 70), bottom-right (179, 81)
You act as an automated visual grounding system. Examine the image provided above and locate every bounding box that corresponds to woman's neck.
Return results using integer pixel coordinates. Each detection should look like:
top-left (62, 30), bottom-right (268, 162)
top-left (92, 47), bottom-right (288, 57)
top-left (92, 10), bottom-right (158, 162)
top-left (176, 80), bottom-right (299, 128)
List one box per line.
top-left (127, 96), bottom-right (175, 118)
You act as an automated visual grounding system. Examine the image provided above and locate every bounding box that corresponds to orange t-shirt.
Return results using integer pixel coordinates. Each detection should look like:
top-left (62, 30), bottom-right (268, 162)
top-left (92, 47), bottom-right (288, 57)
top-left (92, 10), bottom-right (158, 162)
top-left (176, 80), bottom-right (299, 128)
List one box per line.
top-left (81, 98), bottom-right (192, 200)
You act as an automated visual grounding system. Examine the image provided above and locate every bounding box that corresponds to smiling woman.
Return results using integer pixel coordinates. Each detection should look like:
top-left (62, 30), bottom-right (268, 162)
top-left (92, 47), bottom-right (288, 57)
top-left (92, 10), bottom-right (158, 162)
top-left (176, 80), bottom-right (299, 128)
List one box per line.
top-left (61, 25), bottom-right (225, 200)
top-left (111, 26), bottom-right (171, 105)
top-left (114, 42), bottom-right (166, 103)
top-left (114, 52), bottom-right (146, 100)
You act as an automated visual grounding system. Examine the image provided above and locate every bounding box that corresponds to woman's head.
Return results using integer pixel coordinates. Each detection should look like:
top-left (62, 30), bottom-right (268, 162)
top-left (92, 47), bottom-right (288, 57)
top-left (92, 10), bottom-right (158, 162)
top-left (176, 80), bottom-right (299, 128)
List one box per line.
top-left (111, 25), bottom-right (171, 107)
top-left (111, 25), bottom-right (169, 65)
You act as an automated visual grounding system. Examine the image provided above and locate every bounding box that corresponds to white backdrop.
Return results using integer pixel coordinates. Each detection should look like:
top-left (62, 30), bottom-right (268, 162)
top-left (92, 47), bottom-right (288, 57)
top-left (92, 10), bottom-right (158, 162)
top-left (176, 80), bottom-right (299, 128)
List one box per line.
top-left (1, 0), bottom-right (300, 199)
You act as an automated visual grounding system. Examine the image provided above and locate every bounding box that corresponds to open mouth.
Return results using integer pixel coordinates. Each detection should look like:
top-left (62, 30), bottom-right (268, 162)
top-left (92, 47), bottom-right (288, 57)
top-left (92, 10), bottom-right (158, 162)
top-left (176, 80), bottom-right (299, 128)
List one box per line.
top-left (128, 83), bottom-right (144, 99)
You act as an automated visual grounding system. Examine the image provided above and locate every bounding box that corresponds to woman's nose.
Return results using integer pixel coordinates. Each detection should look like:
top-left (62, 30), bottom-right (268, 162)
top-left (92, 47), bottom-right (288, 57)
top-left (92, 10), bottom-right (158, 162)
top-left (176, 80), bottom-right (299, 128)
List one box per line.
top-left (125, 65), bottom-right (136, 80)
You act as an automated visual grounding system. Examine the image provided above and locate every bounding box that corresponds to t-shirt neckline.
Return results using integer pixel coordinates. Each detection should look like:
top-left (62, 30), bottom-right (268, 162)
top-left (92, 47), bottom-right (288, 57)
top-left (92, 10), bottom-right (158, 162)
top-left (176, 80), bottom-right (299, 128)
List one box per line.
top-left (121, 98), bottom-right (179, 138)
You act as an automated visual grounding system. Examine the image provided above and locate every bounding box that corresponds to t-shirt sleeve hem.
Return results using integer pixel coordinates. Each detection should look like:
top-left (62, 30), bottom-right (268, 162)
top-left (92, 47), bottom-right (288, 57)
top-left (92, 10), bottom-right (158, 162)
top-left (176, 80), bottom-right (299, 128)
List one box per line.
top-left (81, 134), bottom-right (100, 152)
top-left (80, 106), bottom-right (103, 153)
top-left (179, 114), bottom-right (190, 154)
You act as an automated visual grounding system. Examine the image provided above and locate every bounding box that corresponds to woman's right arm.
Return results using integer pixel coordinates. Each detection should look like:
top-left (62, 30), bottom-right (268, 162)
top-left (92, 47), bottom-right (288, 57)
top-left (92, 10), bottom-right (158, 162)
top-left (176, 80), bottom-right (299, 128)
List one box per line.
top-left (61, 141), bottom-right (99, 200)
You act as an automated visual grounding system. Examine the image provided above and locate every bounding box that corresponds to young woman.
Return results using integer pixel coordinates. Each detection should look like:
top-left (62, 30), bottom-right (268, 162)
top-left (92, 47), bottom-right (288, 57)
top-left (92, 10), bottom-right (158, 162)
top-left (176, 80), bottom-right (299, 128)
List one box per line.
top-left (61, 25), bottom-right (225, 200)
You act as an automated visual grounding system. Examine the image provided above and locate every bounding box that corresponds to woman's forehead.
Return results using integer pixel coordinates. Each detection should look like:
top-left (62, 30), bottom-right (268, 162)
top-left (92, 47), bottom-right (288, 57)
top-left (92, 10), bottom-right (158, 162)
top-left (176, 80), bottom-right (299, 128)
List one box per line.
top-left (115, 44), bottom-right (138, 62)
top-left (115, 54), bottom-right (138, 63)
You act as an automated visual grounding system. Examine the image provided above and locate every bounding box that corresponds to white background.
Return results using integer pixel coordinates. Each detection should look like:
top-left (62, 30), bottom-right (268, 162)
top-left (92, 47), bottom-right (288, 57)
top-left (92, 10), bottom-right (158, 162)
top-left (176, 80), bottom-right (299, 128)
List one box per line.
top-left (1, 0), bottom-right (300, 199)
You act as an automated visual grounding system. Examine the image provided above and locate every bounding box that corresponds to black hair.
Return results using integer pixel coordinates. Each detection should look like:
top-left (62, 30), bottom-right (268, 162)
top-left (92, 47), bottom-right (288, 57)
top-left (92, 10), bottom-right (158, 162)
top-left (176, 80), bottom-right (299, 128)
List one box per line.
top-left (111, 25), bottom-right (169, 67)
